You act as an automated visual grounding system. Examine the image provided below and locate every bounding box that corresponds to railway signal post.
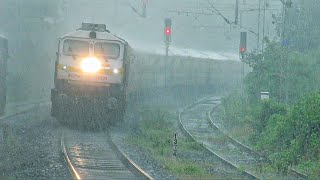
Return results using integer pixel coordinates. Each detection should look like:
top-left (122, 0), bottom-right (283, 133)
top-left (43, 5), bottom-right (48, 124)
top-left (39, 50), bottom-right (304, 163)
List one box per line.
top-left (240, 32), bottom-right (247, 59)
top-left (239, 32), bottom-right (247, 96)
top-left (164, 18), bottom-right (172, 57)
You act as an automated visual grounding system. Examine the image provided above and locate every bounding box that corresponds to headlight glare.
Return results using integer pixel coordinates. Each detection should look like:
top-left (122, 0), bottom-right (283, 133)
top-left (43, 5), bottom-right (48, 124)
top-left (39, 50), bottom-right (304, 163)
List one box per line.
top-left (113, 68), bottom-right (119, 74)
top-left (80, 57), bottom-right (101, 73)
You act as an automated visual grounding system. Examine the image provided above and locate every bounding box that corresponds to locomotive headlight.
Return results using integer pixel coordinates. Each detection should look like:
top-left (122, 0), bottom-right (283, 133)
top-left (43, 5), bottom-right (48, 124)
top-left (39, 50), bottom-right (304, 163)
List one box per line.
top-left (113, 68), bottom-right (119, 74)
top-left (80, 57), bottom-right (101, 73)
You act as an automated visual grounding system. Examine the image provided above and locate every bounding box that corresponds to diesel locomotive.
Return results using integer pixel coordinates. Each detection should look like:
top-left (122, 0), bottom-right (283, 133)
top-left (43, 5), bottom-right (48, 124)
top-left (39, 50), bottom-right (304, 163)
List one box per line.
top-left (51, 23), bottom-right (132, 128)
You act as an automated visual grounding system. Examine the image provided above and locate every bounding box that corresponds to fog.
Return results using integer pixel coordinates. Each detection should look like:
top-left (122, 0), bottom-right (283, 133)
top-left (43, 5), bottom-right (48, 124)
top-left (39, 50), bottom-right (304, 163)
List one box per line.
top-left (0, 0), bottom-right (280, 103)
top-left (3, 1), bottom-right (320, 179)
top-left (61, 0), bottom-right (281, 53)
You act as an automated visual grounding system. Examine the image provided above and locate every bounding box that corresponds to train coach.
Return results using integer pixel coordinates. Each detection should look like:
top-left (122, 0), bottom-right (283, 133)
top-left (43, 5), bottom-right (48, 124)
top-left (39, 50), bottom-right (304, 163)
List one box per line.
top-left (0, 36), bottom-right (8, 115)
top-left (51, 23), bottom-right (133, 128)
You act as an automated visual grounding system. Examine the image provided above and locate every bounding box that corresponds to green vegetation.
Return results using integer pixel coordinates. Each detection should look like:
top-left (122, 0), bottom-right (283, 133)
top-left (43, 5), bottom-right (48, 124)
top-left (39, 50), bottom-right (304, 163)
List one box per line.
top-left (219, 41), bottom-right (320, 178)
top-left (128, 109), bottom-right (214, 178)
top-left (219, 3), bottom-right (320, 176)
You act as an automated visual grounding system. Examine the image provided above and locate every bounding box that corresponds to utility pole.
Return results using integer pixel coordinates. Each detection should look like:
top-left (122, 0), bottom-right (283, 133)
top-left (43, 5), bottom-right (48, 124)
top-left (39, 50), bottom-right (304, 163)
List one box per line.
top-left (262, 0), bottom-right (266, 53)
top-left (142, 0), bottom-right (148, 18)
top-left (280, 0), bottom-right (292, 103)
top-left (235, 0), bottom-right (239, 25)
top-left (257, 0), bottom-right (261, 51)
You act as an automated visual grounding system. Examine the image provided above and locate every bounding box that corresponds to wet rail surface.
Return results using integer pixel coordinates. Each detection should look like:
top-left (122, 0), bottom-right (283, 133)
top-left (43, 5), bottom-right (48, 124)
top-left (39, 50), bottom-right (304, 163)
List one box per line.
top-left (61, 129), bottom-right (152, 180)
top-left (179, 97), bottom-right (306, 180)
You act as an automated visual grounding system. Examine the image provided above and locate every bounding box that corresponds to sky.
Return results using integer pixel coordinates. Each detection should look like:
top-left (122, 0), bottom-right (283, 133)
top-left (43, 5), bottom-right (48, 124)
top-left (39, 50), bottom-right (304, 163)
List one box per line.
top-left (0, 0), bottom-right (284, 102)
top-left (59, 0), bottom-right (283, 56)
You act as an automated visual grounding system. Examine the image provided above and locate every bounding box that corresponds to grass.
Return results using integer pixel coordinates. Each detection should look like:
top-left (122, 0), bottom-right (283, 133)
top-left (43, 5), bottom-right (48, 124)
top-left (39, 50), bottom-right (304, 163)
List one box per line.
top-left (128, 109), bottom-right (215, 178)
top-left (161, 158), bottom-right (210, 179)
top-left (296, 160), bottom-right (320, 179)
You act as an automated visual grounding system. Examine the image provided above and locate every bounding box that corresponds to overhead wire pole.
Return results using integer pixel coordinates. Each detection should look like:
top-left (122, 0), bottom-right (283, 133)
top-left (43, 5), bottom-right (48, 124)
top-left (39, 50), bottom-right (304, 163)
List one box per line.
top-left (279, 0), bottom-right (292, 103)
top-left (257, 0), bottom-right (261, 51)
top-left (281, 1), bottom-right (286, 102)
top-left (262, 0), bottom-right (266, 53)
top-left (235, 0), bottom-right (239, 25)
top-left (283, 0), bottom-right (291, 104)
top-left (142, 0), bottom-right (148, 18)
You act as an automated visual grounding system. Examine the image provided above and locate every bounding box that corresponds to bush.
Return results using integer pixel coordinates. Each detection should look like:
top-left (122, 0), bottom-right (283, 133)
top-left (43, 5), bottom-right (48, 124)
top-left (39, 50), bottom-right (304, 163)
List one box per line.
top-left (253, 100), bottom-right (287, 139)
top-left (289, 92), bottom-right (320, 160)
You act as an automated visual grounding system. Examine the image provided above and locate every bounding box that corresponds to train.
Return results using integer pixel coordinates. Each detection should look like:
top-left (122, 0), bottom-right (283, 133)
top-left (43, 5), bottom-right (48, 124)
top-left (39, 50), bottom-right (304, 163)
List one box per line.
top-left (51, 23), bottom-right (133, 129)
top-left (0, 36), bottom-right (8, 116)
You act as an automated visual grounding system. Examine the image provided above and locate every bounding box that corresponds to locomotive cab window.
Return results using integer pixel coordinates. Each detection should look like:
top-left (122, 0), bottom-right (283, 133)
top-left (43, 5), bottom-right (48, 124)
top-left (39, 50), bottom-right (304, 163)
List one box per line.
top-left (63, 39), bottom-right (89, 56)
top-left (94, 42), bottom-right (120, 59)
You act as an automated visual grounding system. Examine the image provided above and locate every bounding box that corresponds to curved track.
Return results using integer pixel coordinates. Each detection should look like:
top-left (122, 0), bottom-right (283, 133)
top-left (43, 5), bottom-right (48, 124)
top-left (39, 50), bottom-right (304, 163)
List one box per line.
top-left (61, 129), bottom-right (153, 180)
top-left (179, 97), bottom-right (306, 180)
top-left (208, 105), bottom-right (308, 179)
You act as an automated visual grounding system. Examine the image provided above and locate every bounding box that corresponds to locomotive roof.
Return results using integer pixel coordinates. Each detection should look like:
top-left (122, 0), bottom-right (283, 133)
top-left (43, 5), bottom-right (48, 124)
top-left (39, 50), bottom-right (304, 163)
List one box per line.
top-left (61, 30), bottom-right (127, 44)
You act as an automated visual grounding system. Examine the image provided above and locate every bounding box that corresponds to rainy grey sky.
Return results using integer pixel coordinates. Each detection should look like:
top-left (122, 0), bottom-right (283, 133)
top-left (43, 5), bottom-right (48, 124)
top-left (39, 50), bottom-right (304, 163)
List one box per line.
top-left (59, 0), bottom-right (282, 56)
top-left (0, 0), bottom-right (283, 102)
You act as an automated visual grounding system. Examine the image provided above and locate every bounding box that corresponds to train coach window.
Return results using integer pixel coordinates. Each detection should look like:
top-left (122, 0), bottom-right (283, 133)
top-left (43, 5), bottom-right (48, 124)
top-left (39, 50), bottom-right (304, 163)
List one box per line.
top-left (63, 39), bottom-right (89, 56)
top-left (94, 42), bottom-right (120, 59)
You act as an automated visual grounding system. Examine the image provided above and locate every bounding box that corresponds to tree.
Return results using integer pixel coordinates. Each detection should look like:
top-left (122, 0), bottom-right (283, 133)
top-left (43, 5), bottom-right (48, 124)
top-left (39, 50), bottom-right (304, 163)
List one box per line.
top-left (244, 42), bottom-right (320, 104)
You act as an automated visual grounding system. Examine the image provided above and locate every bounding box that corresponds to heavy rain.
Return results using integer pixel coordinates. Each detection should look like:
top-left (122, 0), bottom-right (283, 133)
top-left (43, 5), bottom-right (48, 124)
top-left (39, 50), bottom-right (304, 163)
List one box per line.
top-left (0, 0), bottom-right (319, 179)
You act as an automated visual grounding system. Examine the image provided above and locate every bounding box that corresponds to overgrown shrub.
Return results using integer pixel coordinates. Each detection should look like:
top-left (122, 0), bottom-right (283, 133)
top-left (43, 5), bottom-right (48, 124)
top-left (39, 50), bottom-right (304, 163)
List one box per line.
top-left (253, 100), bottom-right (287, 139)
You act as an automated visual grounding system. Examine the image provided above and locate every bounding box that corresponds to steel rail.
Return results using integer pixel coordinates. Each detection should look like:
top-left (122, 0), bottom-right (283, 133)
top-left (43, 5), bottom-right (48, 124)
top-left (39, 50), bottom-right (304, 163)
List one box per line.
top-left (178, 101), bottom-right (260, 180)
top-left (61, 134), bottom-right (81, 180)
top-left (61, 130), bottom-right (152, 180)
top-left (208, 103), bottom-right (308, 179)
top-left (108, 133), bottom-right (154, 180)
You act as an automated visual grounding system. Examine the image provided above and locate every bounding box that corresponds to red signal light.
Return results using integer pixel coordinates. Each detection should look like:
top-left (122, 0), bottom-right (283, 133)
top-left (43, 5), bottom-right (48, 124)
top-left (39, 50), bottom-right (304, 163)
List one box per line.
top-left (240, 47), bottom-right (246, 52)
top-left (165, 27), bottom-right (171, 36)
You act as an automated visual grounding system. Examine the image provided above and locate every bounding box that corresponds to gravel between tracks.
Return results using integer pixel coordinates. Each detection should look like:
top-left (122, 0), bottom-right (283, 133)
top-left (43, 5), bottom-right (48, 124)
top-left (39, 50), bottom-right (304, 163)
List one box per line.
top-left (0, 105), bottom-right (71, 179)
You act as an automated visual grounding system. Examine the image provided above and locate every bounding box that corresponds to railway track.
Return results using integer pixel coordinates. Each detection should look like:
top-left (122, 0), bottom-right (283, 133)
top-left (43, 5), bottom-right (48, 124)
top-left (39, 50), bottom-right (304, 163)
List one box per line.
top-left (61, 129), bottom-right (153, 180)
top-left (179, 97), bottom-right (306, 180)
top-left (208, 104), bottom-right (308, 179)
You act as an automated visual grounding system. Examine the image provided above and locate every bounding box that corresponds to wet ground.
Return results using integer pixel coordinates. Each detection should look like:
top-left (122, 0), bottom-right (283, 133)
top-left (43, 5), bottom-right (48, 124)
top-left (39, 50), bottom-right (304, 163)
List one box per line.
top-left (0, 105), bottom-right (71, 179)
top-left (0, 86), bottom-right (220, 179)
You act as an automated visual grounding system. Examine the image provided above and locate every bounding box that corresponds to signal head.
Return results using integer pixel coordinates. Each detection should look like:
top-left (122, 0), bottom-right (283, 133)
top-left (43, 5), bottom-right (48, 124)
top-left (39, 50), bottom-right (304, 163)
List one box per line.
top-left (165, 27), bottom-right (171, 36)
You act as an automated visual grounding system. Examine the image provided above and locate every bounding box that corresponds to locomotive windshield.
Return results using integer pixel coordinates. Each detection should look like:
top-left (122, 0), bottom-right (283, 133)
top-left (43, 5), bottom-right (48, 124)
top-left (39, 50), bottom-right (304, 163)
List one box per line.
top-left (94, 42), bottom-right (120, 59)
top-left (63, 39), bottom-right (89, 56)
